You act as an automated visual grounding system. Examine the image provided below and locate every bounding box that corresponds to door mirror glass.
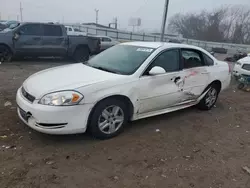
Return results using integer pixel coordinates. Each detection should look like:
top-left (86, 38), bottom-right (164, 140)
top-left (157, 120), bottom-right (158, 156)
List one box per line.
top-left (149, 66), bottom-right (166, 75)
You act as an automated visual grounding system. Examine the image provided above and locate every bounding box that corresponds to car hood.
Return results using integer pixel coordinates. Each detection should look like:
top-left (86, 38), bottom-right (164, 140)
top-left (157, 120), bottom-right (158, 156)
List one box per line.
top-left (238, 56), bottom-right (250, 64)
top-left (23, 63), bottom-right (125, 98)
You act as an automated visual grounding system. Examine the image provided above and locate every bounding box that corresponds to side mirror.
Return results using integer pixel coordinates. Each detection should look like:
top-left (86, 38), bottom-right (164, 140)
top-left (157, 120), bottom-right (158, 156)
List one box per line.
top-left (148, 66), bottom-right (166, 76)
top-left (13, 32), bottom-right (20, 40)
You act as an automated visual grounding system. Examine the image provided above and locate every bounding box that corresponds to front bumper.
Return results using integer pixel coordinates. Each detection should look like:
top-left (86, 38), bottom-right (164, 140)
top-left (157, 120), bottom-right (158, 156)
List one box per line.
top-left (16, 88), bottom-right (94, 135)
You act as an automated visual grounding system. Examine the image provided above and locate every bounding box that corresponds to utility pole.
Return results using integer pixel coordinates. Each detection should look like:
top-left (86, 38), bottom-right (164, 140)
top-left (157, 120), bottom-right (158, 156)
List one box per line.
top-left (20, 2), bottom-right (23, 22)
top-left (94, 9), bottom-right (99, 24)
top-left (160, 0), bottom-right (169, 42)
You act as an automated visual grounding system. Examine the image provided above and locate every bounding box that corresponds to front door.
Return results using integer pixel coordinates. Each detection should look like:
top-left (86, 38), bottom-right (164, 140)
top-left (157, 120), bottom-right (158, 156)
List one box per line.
top-left (13, 23), bottom-right (43, 56)
top-left (180, 49), bottom-right (210, 102)
top-left (138, 49), bottom-right (185, 114)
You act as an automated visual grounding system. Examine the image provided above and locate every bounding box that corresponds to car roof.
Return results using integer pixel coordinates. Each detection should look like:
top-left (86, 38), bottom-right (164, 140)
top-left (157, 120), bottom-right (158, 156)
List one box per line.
top-left (121, 41), bottom-right (200, 50)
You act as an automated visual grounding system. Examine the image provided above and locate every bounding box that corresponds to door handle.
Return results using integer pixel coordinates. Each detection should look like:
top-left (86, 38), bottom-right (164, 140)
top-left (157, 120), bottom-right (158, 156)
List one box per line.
top-left (171, 76), bottom-right (181, 83)
top-left (32, 37), bottom-right (41, 40)
top-left (201, 72), bottom-right (209, 74)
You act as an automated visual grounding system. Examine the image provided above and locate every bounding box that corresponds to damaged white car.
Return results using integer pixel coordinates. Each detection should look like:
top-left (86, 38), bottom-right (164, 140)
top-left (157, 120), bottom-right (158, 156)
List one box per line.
top-left (16, 42), bottom-right (231, 139)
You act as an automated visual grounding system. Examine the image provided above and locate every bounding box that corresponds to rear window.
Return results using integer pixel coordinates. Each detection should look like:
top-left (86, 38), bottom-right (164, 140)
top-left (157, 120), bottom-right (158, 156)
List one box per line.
top-left (43, 25), bottom-right (62, 36)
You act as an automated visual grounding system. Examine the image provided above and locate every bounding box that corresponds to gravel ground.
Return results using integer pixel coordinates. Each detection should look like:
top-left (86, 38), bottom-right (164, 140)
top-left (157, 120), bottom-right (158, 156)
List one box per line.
top-left (0, 60), bottom-right (250, 188)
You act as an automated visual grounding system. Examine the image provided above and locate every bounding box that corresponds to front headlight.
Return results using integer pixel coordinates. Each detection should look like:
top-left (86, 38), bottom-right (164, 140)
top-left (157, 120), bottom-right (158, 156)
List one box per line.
top-left (39, 91), bottom-right (83, 106)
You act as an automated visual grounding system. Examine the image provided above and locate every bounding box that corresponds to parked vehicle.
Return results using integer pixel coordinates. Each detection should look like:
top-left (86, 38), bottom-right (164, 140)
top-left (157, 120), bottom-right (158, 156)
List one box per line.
top-left (224, 51), bottom-right (247, 62)
top-left (0, 22), bottom-right (100, 62)
top-left (65, 25), bottom-right (87, 36)
top-left (0, 23), bottom-right (7, 31)
top-left (237, 74), bottom-right (250, 91)
top-left (16, 42), bottom-right (231, 139)
top-left (233, 56), bottom-right (250, 76)
top-left (95, 36), bottom-right (120, 51)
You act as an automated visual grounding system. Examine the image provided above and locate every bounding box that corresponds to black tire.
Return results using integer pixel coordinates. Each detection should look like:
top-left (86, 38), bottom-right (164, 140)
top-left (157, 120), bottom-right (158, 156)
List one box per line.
top-left (197, 84), bottom-right (219, 110)
top-left (73, 46), bottom-right (89, 63)
top-left (238, 83), bottom-right (245, 90)
top-left (0, 45), bottom-right (13, 62)
top-left (89, 98), bottom-right (129, 139)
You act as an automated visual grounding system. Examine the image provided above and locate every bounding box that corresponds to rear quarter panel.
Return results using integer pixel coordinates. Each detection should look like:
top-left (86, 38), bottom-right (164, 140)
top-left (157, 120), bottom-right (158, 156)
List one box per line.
top-left (208, 60), bottom-right (231, 91)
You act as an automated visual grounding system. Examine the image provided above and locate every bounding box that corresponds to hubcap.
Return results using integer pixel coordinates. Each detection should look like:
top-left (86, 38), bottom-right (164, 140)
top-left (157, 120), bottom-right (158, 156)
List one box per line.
top-left (205, 88), bottom-right (217, 107)
top-left (98, 105), bottom-right (124, 134)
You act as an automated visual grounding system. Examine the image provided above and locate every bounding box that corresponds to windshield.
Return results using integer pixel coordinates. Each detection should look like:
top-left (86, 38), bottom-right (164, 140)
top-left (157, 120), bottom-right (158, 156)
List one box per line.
top-left (87, 45), bottom-right (155, 75)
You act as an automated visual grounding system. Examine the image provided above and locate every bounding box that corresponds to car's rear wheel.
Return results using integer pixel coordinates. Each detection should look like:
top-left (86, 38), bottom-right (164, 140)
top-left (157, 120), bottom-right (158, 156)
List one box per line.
top-left (197, 85), bottom-right (219, 110)
top-left (0, 45), bottom-right (13, 62)
top-left (89, 99), bottom-right (128, 139)
top-left (73, 46), bottom-right (89, 63)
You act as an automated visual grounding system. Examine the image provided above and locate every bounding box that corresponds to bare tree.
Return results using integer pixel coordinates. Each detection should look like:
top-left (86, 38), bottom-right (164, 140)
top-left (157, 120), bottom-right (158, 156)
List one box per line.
top-left (168, 5), bottom-right (250, 44)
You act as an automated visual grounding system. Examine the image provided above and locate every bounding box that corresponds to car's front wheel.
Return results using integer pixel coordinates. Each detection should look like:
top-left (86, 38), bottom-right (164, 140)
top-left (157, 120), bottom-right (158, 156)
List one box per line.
top-left (197, 85), bottom-right (219, 110)
top-left (89, 99), bottom-right (129, 139)
top-left (0, 45), bottom-right (13, 62)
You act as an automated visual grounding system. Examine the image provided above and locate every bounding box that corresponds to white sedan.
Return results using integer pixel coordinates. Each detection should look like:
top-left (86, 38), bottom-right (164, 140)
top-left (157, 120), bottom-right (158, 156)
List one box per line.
top-left (16, 42), bottom-right (231, 139)
top-left (233, 55), bottom-right (250, 76)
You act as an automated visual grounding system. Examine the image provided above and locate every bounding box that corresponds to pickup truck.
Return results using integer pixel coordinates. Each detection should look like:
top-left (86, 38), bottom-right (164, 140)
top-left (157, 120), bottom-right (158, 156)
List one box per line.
top-left (0, 22), bottom-right (100, 62)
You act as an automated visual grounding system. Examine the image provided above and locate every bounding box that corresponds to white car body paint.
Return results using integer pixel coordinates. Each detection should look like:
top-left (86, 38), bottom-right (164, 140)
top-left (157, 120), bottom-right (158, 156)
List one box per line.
top-left (16, 42), bottom-right (231, 135)
top-left (233, 56), bottom-right (250, 76)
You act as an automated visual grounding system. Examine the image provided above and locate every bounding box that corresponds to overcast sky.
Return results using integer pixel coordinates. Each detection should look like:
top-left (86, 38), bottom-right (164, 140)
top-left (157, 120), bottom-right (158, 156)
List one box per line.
top-left (0, 0), bottom-right (249, 31)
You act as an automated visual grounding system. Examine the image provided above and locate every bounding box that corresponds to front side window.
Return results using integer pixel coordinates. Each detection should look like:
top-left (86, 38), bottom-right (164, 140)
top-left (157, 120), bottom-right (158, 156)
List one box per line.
top-left (148, 49), bottom-right (180, 73)
top-left (43, 25), bottom-right (62, 36)
top-left (18, 24), bottom-right (41, 35)
top-left (181, 49), bottom-right (204, 69)
top-left (87, 45), bottom-right (155, 75)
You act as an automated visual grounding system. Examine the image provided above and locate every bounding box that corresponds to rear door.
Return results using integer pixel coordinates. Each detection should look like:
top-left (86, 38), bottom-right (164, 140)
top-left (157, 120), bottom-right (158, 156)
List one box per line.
top-left (180, 48), bottom-right (211, 102)
top-left (14, 23), bottom-right (43, 56)
top-left (41, 24), bottom-right (68, 56)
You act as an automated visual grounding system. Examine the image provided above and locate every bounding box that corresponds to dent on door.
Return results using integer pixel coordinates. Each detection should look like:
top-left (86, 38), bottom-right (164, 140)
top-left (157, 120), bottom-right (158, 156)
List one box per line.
top-left (180, 68), bottom-right (207, 101)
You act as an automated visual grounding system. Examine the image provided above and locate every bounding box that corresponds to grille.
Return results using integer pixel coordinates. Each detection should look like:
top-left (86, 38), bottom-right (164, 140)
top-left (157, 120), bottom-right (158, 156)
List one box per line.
top-left (21, 87), bottom-right (35, 103)
top-left (242, 64), bottom-right (250, 71)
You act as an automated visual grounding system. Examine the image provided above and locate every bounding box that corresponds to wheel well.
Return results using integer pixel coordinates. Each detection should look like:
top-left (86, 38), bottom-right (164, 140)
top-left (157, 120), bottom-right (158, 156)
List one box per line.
top-left (74, 45), bottom-right (89, 53)
top-left (210, 80), bottom-right (222, 92)
top-left (0, 43), bottom-right (13, 54)
top-left (87, 95), bottom-right (134, 128)
top-left (203, 80), bottom-right (222, 94)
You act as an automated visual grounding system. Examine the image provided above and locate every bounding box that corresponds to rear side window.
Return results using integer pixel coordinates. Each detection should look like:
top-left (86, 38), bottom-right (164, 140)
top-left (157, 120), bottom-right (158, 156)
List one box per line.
top-left (203, 53), bottom-right (214, 66)
top-left (43, 25), bottom-right (62, 36)
top-left (181, 49), bottom-right (204, 69)
top-left (18, 24), bottom-right (42, 36)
